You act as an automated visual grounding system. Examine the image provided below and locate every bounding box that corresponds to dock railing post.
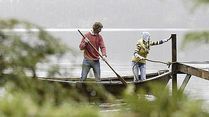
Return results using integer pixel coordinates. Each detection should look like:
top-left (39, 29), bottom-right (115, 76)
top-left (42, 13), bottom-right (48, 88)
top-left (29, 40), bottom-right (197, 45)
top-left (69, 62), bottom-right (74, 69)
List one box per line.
top-left (171, 34), bottom-right (177, 95)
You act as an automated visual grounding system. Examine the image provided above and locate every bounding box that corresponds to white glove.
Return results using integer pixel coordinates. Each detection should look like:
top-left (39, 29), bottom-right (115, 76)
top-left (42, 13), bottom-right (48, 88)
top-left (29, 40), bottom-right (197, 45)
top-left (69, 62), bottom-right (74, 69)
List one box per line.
top-left (84, 37), bottom-right (89, 43)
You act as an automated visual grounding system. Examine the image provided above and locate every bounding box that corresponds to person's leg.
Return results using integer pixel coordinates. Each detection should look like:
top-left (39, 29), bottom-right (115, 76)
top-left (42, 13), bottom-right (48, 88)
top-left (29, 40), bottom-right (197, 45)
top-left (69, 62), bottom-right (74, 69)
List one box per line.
top-left (92, 60), bottom-right (101, 81)
top-left (81, 59), bottom-right (91, 81)
top-left (139, 63), bottom-right (146, 80)
top-left (132, 62), bottom-right (139, 81)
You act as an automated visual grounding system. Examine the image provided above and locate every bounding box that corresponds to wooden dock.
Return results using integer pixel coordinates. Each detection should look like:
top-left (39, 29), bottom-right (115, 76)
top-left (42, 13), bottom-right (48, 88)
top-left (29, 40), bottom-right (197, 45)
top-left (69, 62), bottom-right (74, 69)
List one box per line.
top-left (170, 34), bottom-right (209, 93)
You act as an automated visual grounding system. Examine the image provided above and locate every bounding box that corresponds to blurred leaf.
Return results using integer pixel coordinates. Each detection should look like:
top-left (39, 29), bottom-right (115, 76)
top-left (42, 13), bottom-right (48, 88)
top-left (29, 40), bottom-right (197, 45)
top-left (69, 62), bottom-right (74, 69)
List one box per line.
top-left (120, 83), bottom-right (209, 117)
top-left (181, 31), bottom-right (209, 50)
top-left (0, 92), bottom-right (99, 117)
top-left (0, 18), bottom-right (69, 79)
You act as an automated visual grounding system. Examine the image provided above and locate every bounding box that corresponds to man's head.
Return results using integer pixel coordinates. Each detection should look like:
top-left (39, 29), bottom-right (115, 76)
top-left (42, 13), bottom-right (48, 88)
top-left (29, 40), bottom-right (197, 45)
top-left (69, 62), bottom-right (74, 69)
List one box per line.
top-left (141, 32), bottom-right (150, 42)
top-left (92, 22), bottom-right (103, 34)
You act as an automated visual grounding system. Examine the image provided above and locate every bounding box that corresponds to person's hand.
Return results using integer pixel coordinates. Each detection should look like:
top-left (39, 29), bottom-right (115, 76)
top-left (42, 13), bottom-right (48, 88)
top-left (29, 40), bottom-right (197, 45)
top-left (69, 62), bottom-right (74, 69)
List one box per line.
top-left (135, 54), bottom-right (145, 60)
top-left (163, 37), bottom-right (171, 43)
top-left (140, 56), bottom-right (145, 60)
top-left (84, 37), bottom-right (89, 43)
top-left (102, 56), bottom-right (107, 61)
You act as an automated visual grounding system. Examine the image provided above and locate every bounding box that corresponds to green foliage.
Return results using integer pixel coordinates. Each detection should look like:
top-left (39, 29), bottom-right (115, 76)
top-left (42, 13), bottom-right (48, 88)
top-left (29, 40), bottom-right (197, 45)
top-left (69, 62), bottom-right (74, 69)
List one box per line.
top-left (117, 83), bottom-right (209, 117)
top-left (182, 0), bottom-right (209, 49)
top-left (0, 92), bottom-right (99, 117)
top-left (191, 0), bottom-right (209, 6)
top-left (0, 18), bottom-right (68, 79)
top-left (184, 0), bottom-right (209, 10)
top-left (181, 31), bottom-right (209, 50)
top-left (7, 78), bottom-right (88, 105)
top-left (1, 82), bottom-right (209, 117)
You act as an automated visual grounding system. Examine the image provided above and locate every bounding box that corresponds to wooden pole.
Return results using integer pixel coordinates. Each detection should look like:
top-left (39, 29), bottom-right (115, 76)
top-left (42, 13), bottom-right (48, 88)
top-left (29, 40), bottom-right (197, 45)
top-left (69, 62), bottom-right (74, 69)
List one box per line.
top-left (171, 34), bottom-right (177, 95)
top-left (179, 74), bottom-right (191, 92)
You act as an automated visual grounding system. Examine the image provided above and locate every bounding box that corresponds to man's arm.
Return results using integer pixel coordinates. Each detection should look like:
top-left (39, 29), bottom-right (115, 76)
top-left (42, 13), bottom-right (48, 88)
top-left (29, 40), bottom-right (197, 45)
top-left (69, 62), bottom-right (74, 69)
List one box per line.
top-left (79, 36), bottom-right (89, 50)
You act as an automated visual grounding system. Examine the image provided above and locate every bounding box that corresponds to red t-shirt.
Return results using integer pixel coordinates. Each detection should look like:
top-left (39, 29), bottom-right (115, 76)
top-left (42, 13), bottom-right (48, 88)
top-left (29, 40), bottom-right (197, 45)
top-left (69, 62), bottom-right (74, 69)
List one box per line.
top-left (79, 32), bottom-right (106, 60)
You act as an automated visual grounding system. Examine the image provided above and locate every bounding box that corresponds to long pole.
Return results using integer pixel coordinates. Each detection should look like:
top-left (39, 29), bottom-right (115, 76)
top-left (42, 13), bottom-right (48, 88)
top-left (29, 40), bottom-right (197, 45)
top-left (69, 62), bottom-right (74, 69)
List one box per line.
top-left (78, 30), bottom-right (127, 86)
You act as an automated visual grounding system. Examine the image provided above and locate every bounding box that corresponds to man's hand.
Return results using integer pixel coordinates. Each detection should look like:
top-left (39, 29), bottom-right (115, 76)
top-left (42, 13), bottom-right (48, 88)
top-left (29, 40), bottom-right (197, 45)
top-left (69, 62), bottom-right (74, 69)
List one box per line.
top-left (102, 56), bottom-right (107, 61)
top-left (84, 37), bottom-right (89, 43)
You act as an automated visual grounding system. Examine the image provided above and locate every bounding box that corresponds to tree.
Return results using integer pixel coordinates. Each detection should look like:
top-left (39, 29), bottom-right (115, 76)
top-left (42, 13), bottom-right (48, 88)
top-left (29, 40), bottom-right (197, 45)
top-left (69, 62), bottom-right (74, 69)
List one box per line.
top-left (0, 18), bottom-right (68, 80)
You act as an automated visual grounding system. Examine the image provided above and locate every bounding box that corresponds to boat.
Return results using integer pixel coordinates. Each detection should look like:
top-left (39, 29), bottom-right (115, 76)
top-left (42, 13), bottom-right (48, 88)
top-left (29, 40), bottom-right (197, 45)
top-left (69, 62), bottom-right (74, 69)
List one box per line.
top-left (39, 70), bottom-right (172, 98)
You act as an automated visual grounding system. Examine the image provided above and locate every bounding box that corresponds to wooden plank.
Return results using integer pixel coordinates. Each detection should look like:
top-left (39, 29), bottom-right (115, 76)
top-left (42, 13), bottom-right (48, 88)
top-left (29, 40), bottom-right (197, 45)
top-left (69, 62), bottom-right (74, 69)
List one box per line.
top-left (179, 74), bottom-right (191, 92)
top-left (176, 62), bottom-right (209, 80)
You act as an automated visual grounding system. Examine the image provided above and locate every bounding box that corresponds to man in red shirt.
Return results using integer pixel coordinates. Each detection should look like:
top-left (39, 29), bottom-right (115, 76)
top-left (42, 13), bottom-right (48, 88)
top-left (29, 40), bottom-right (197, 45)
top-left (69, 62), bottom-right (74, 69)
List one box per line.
top-left (79, 22), bottom-right (107, 81)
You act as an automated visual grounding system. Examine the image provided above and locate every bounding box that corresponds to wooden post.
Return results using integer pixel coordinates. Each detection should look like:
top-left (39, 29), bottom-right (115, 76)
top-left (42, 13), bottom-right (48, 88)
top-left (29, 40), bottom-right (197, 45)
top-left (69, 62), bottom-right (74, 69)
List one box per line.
top-left (171, 34), bottom-right (177, 95)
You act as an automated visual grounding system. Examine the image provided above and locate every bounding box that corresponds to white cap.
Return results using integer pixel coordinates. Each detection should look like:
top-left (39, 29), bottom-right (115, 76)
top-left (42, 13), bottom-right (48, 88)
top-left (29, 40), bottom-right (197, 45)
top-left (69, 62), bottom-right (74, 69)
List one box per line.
top-left (141, 32), bottom-right (150, 42)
